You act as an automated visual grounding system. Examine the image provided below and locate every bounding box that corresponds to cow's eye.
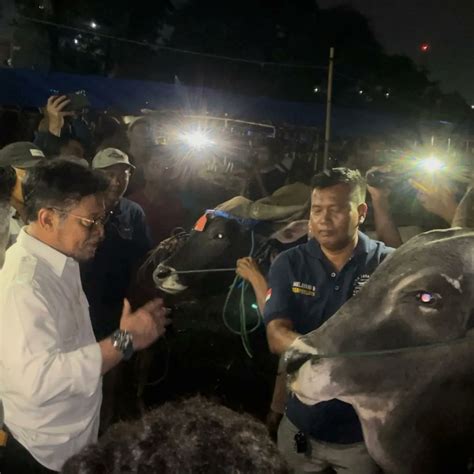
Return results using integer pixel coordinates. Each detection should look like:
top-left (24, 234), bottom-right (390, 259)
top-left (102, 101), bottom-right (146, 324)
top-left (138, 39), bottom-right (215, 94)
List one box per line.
top-left (215, 233), bottom-right (224, 240)
top-left (416, 291), bottom-right (441, 305)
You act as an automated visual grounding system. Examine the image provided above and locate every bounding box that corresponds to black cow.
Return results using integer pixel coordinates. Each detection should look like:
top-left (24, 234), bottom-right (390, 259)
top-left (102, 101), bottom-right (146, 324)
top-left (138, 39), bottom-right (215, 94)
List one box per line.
top-left (129, 213), bottom-right (307, 420)
top-left (153, 213), bottom-right (307, 296)
top-left (286, 227), bottom-right (474, 474)
top-left (154, 215), bottom-right (258, 295)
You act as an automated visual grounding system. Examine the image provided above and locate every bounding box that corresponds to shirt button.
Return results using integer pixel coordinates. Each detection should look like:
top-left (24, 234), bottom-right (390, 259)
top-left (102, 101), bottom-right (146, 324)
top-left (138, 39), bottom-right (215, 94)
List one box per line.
top-left (331, 272), bottom-right (336, 278)
top-left (335, 285), bottom-right (340, 291)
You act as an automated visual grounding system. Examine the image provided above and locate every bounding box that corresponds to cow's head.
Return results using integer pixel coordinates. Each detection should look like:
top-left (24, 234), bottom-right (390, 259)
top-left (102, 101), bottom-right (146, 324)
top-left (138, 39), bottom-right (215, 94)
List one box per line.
top-left (154, 213), bottom-right (257, 294)
top-left (286, 228), bottom-right (474, 405)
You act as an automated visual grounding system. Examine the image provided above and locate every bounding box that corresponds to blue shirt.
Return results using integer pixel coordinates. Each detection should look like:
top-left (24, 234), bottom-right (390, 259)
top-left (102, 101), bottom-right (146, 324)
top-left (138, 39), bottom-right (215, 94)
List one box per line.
top-left (81, 198), bottom-right (152, 340)
top-left (264, 232), bottom-right (393, 444)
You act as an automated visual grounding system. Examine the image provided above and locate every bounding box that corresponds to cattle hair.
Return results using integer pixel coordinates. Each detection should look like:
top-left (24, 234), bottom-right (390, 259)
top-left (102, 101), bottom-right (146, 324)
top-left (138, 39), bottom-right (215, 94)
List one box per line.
top-left (62, 396), bottom-right (289, 474)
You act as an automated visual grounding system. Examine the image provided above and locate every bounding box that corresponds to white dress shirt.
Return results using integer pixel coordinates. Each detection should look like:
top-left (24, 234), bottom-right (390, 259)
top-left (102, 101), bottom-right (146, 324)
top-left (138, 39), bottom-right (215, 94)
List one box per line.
top-left (0, 203), bottom-right (11, 269)
top-left (0, 229), bottom-right (103, 471)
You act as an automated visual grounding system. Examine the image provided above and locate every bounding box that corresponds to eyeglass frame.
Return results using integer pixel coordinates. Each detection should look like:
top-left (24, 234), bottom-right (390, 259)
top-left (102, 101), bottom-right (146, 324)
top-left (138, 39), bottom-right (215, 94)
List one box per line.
top-left (51, 207), bottom-right (111, 229)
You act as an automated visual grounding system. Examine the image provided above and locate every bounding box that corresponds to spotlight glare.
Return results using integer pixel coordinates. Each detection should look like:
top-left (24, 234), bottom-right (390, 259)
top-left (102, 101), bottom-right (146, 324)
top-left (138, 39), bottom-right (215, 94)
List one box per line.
top-left (180, 131), bottom-right (214, 150)
top-left (420, 157), bottom-right (445, 172)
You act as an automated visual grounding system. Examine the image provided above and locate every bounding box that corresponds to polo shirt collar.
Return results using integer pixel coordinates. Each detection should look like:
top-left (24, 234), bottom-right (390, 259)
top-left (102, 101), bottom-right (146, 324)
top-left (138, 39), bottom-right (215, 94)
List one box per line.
top-left (17, 228), bottom-right (72, 277)
top-left (306, 231), bottom-right (372, 260)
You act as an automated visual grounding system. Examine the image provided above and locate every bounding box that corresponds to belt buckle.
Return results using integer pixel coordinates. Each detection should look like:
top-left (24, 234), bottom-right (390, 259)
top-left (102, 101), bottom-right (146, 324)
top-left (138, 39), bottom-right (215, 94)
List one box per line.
top-left (0, 429), bottom-right (8, 447)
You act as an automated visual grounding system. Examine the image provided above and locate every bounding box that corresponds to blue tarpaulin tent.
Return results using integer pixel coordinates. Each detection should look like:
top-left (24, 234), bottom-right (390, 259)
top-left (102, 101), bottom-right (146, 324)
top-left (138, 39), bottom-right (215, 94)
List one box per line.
top-left (0, 67), bottom-right (410, 136)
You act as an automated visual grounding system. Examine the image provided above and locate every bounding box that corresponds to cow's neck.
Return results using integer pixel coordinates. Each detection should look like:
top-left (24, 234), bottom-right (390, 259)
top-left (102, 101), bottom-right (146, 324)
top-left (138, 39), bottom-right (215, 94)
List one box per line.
top-left (350, 365), bottom-right (474, 474)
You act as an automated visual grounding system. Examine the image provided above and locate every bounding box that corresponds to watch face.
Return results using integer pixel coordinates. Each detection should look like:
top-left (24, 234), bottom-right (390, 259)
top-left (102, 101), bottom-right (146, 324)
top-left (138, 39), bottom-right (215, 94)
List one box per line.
top-left (112, 330), bottom-right (134, 360)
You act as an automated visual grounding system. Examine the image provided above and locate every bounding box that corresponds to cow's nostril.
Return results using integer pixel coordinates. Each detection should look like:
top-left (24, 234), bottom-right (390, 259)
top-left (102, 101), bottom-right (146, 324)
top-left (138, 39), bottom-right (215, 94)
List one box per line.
top-left (156, 269), bottom-right (172, 279)
top-left (285, 350), bottom-right (314, 374)
top-left (154, 265), bottom-right (175, 279)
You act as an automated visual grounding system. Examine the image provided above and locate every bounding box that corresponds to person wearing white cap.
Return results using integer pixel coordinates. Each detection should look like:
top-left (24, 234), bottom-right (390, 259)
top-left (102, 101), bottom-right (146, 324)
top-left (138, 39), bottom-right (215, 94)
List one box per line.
top-left (81, 148), bottom-right (152, 432)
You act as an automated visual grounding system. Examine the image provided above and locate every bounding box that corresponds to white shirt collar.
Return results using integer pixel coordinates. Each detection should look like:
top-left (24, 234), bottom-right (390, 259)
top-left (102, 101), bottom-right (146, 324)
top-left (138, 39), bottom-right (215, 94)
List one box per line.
top-left (17, 228), bottom-right (72, 278)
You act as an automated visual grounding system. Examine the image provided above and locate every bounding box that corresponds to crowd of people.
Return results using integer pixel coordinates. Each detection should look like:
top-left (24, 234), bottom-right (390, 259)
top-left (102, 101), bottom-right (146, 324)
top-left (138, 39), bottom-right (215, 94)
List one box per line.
top-left (0, 95), bottom-right (471, 473)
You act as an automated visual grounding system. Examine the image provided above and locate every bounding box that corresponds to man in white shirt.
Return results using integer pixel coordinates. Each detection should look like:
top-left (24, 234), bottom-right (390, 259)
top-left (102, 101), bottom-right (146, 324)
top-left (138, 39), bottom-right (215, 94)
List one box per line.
top-left (0, 160), bottom-right (169, 473)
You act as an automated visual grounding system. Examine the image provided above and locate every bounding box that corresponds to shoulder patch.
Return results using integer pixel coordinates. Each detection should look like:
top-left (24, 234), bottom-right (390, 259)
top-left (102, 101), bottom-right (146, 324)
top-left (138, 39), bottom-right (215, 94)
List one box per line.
top-left (265, 288), bottom-right (272, 302)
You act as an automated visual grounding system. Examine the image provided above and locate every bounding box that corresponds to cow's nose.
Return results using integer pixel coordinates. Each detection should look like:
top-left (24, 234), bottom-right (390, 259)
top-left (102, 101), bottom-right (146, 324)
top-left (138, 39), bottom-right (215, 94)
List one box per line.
top-left (285, 349), bottom-right (314, 374)
top-left (154, 264), bottom-right (174, 280)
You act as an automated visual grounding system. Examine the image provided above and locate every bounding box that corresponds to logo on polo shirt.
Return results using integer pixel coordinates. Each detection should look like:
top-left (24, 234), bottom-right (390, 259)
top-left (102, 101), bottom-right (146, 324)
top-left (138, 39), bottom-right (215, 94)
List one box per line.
top-left (353, 274), bottom-right (371, 295)
top-left (291, 281), bottom-right (316, 297)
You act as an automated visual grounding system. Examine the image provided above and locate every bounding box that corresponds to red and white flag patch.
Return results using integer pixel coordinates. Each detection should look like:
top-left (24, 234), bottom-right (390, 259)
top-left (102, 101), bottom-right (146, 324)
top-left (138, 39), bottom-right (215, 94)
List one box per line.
top-left (265, 288), bottom-right (272, 303)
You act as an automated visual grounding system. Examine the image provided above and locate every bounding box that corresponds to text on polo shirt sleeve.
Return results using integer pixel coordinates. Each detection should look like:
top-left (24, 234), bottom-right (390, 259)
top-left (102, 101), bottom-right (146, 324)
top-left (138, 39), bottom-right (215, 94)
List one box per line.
top-left (1, 283), bottom-right (102, 406)
top-left (263, 252), bottom-right (295, 324)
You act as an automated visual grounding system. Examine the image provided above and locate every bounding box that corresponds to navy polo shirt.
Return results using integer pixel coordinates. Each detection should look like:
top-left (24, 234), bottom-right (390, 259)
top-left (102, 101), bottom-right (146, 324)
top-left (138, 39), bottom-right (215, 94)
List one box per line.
top-left (264, 232), bottom-right (393, 444)
top-left (81, 198), bottom-right (152, 340)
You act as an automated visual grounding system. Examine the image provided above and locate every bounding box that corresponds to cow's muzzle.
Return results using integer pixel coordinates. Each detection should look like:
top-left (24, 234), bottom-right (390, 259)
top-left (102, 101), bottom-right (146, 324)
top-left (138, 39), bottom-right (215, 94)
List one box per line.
top-left (284, 338), bottom-right (319, 374)
top-left (153, 264), bottom-right (188, 294)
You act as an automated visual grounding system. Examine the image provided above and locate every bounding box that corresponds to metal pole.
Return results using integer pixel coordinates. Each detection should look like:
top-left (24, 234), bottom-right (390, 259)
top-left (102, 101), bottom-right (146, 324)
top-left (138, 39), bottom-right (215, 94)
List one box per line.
top-left (323, 47), bottom-right (335, 171)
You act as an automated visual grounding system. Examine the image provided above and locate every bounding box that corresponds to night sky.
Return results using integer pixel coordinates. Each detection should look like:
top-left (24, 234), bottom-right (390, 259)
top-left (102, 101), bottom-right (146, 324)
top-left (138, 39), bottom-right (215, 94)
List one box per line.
top-left (318, 0), bottom-right (474, 104)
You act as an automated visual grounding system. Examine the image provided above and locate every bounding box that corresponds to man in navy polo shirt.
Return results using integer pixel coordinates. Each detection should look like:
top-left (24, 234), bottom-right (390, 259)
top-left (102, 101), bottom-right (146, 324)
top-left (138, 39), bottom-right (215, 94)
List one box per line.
top-left (264, 168), bottom-right (393, 473)
top-left (81, 148), bottom-right (152, 431)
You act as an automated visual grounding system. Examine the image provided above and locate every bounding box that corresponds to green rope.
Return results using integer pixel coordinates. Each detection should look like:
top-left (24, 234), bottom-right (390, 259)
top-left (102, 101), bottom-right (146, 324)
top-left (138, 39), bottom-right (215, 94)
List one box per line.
top-left (222, 230), bottom-right (263, 358)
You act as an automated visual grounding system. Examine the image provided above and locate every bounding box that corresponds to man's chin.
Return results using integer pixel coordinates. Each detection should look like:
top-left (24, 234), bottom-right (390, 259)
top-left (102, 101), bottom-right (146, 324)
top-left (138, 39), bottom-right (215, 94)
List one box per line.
top-left (106, 193), bottom-right (121, 207)
top-left (77, 245), bottom-right (100, 262)
top-left (317, 236), bottom-right (348, 251)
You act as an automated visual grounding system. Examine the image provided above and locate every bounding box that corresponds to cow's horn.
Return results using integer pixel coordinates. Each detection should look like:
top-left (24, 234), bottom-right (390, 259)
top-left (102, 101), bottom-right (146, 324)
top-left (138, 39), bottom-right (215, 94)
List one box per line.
top-left (452, 185), bottom-right (474, 228)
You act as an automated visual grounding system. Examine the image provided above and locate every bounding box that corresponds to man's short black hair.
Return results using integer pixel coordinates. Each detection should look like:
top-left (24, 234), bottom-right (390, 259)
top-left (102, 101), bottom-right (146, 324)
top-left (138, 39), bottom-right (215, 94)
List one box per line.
top-left (62, 396), bottom-right (289, 474)
top-left (23, 159), bottom-right (109, 222)
top-left (311, 167), bottom-right (366, 203)
top-left (0, 166), bottom-right (16, 202)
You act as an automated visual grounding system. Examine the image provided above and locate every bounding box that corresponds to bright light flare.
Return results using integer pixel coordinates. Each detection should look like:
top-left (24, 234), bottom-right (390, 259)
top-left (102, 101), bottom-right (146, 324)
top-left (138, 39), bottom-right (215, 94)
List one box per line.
top-left (180, 131), bottom-right (215, 150)
top-left (420, 42), bottom-right (430, 52)
top-left (419, 157), bottom-right (446, 172)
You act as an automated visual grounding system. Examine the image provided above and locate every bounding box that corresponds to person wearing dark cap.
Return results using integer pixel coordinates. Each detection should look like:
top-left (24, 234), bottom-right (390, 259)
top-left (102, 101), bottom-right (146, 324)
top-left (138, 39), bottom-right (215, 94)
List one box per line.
top-left (80, 148), bottom-right (152, 432)
top-left (0, 142), bottom-right (46, 262)
top-left (0, 142), bottom-right (46, 443)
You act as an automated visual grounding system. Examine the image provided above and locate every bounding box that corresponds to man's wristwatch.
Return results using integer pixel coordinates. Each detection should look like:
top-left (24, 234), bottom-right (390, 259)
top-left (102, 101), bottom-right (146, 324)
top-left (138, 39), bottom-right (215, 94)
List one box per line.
top-left (111, 329), bottom-right (134, 360)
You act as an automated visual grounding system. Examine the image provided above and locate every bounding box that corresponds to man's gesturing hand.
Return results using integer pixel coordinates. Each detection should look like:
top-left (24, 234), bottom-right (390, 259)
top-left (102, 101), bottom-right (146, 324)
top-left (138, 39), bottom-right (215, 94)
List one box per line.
top-left (119, 298), bottom-right (171, 351)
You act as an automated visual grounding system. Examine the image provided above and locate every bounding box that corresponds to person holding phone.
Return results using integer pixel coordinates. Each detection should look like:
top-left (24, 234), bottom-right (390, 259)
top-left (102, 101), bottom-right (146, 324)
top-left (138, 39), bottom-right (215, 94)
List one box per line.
top-left (34, 95), bottom-right (89, 160)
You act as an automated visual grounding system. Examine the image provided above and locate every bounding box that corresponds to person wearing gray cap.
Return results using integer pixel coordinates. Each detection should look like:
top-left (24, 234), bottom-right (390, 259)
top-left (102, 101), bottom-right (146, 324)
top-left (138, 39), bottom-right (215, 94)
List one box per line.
top-left (0, 142), bottom-right (46, 267)
top-left (81, 148), bottom-right (152, 432)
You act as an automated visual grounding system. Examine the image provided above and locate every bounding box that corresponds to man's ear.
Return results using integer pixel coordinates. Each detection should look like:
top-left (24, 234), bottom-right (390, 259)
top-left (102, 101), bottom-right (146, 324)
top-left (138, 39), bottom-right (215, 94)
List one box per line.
top-left (357, 203), bottom-right (368, 224)
top-left (37, 208), bottom-right (56, 231)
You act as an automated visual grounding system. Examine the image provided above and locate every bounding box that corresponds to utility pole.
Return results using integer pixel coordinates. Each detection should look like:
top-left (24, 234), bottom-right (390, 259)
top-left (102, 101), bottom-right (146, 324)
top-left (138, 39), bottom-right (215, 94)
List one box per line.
top-left (323, 47), bottom-right (335, 171)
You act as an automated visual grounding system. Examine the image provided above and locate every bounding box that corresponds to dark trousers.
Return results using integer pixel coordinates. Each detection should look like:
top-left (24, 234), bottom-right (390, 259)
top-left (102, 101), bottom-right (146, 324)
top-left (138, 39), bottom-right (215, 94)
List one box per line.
top-left (2, 429), bottom-right (58, 474)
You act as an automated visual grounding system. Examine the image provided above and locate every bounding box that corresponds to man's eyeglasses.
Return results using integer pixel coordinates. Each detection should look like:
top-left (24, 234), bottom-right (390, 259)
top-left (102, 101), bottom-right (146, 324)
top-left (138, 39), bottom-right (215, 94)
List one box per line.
top-left (52, 208), bottom-right (111, 229)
